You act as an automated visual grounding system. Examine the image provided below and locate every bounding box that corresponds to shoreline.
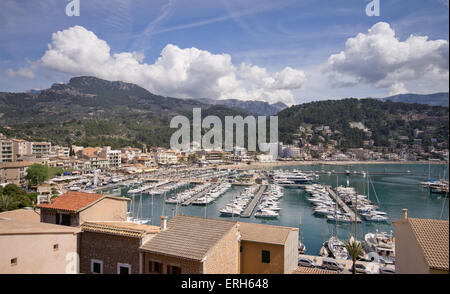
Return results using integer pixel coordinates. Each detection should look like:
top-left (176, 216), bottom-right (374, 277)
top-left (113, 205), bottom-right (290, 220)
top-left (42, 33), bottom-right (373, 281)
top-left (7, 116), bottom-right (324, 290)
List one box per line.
top-left (219, 160), bottom-right (448, 170)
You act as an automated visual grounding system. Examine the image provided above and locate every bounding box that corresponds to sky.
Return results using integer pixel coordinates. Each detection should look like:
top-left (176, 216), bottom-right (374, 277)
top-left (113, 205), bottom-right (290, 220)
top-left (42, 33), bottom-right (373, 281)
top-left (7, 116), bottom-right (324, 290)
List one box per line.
top-left (0, 0), bottom-right (448, 105)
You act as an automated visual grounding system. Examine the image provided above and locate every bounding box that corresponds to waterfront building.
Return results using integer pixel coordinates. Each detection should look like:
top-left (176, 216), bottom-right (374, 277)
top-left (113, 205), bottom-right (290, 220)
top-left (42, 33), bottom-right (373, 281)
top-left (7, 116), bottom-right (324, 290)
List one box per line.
top-left (99, 146), bottom-right (122, 169)
top-left (204, 150), bottom-right (225, 164)
top-left (120, 147), bottom-right (142, 163)
top-left (38, 191), bottom-right (129, 227)
top-left (257, 154), bottom-right (275, 162)
top-left (137, 155), bottom-right (156, 167)
top-left (393, 209), bottom-right (449, 274)
top-left (156, 150), bottom-right (178, 165)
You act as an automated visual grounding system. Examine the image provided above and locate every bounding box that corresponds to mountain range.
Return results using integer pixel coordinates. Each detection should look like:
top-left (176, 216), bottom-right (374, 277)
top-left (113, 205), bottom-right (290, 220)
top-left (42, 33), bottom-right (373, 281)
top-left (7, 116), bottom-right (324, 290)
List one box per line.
top-left (379, 92), bottom-right (449, 107)
top-left (0, 76), bottom-right (249, 148)
top-left (1, 76), bottom-right (448, 151)
top-left (195, 98), bottom-right (288, 116)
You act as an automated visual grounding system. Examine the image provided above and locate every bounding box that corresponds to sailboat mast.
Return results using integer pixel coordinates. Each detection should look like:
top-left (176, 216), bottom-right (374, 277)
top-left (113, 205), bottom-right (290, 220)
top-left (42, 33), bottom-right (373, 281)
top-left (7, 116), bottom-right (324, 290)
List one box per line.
top-left (354, 186), bottom-right (358, 240)
top-left (151, 193), bottom-right (154, 225)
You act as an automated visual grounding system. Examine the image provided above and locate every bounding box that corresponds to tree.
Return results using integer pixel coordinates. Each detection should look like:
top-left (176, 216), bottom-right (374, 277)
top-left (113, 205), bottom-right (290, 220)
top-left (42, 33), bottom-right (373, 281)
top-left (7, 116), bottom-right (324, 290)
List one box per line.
top-left (344, 240), bottom-right (364, 275)
top-left (0, 184), bottom-right (33, 211)
top-left (25, 164), bottom-right (49, 186)
top-left (0, 193), bottom-right (15, 212)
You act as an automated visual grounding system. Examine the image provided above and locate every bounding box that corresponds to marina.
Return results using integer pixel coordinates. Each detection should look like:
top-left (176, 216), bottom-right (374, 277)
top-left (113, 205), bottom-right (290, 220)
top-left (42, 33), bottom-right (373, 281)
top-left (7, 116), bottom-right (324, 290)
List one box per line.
top-left (98, 163), bottom-right (449, 256)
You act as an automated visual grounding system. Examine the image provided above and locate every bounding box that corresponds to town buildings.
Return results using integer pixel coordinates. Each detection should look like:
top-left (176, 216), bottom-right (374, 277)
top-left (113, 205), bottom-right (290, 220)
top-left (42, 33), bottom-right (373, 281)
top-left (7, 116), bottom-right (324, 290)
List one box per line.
top-left (1, 190), bottom-right (300, 274)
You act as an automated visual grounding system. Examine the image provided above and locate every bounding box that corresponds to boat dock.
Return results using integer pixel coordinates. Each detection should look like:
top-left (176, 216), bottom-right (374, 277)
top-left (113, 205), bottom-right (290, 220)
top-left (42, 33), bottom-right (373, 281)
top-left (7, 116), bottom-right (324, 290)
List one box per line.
top-left (240, 185), bottom-right (268, 218)
top-left (325, 187), bottom-right (361, 223)
top-left (181, 183), bottom-right (220, 206)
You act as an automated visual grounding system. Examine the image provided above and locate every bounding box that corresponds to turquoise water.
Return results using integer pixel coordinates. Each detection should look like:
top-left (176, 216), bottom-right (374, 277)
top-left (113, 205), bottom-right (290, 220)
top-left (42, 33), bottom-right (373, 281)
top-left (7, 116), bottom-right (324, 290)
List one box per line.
top-left (103, 163), bottom-right (449, 256)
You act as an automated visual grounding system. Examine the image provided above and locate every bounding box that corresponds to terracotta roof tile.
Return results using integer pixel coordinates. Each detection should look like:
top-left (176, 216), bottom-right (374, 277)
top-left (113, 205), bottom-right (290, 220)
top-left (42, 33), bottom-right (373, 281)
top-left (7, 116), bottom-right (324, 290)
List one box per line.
top-left (408, 218), bottom-right (449, 271)
top-left (81, 221), bottom-right (160, 238)
top-left (37, 191), bottom-right (127, 213)
top-left (238, 221), bottom-right (297, 245)
top-left (140, 215), bottom-right (236, 261)
top-left (292, 266), bottom-right (341, 274)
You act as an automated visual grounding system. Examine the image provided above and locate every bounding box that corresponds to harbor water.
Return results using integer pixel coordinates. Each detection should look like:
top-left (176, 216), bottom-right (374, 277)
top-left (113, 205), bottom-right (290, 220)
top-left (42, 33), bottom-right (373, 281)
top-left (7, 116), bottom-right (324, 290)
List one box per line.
top-left (102, 163), bottom-right (449, 256)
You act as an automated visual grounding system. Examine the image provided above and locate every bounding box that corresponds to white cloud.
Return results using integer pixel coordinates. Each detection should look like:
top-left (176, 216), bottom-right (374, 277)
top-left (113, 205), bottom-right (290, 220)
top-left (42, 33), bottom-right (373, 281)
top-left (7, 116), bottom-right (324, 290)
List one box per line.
top-left (389, 82), bottom-right (408, 96)
top-left (325, 22), bottom-right (449, 91)
top-left (6, 67), bottom-right (35, 79)
top-left (8, 25), bottom-right (306, 105)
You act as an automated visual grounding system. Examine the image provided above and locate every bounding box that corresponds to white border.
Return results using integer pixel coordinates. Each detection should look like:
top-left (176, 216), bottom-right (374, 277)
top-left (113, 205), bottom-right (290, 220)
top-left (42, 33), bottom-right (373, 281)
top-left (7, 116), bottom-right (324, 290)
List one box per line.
top-left (91, 259), bottom-right (103, 274)
top-left (117, 263), bottom-right (131, 274)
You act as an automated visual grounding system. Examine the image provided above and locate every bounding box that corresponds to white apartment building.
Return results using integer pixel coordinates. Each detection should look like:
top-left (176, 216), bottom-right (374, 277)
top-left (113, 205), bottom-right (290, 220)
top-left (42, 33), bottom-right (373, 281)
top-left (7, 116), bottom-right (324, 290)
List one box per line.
top-left (102, 147), bottom-right (121, 169)
top-left (50, 146), bottom-right (70, 158)
top-left (156, 151), bottom-right (178, 165)
top-left (120, 147), bottom-right (142, 162)
top-left (27, 142), bottom-right (51, 157)
top-left (0, 140), bottom-right (13, 162)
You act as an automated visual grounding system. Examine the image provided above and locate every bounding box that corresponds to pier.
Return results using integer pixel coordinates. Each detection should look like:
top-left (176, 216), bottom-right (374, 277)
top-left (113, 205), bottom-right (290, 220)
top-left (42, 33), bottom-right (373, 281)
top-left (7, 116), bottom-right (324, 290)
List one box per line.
top-left (325, 187), bottom-right (361, 223)
top-left (240, 185), bottom-right (268, 218)
top-left (181, 183), bottom-right (220, 206)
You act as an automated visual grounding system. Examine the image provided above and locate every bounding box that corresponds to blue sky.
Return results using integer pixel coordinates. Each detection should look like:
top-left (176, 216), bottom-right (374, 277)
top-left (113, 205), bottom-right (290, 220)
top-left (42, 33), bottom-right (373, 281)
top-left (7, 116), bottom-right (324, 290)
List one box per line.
top-left (0, 0), bottom-right (448, 104)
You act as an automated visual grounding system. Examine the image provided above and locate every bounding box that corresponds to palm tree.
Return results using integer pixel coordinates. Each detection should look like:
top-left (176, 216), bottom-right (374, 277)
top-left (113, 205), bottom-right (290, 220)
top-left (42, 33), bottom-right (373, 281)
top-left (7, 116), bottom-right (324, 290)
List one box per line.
top-left (0, 193), bottom-right (13, 212)
top-left (344, 239), bottom-right (363, 274)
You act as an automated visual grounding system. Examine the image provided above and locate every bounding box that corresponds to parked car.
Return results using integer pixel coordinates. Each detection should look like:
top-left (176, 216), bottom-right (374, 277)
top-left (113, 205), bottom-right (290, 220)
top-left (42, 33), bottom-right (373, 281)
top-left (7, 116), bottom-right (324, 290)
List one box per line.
top-left (379, 267), bottom-right (395, 274)
top-left (350, 263), bottom-right (371, 274)
top-left (298, 257), bottom-right (316, 268)
top-left (321, 258), bottom-right (344, 271)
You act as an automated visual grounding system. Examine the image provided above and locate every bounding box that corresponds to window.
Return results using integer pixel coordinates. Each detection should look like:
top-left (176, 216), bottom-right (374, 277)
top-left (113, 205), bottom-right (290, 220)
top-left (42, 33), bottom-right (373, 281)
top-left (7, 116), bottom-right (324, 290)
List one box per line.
top-left (149, 261), bottom-right (163, 273)
top-left (91, 259), bottom-right (103, 274)
top-left (11, 258), bottom-right (17, 266)
top-left (53, 244), bottom-right (59, 251)
top-left (167, 265), bottom-right (181, 274)
top-left (261, 250), bottom-right (270, 263)
top-left (117, 263), bottom-right (131, 274)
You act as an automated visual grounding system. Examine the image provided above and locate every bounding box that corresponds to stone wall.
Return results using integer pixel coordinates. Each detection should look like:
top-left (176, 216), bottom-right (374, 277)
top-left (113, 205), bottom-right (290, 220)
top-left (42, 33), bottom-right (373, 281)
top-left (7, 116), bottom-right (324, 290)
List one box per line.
top-left (79, 231), bottom-right (141, 274)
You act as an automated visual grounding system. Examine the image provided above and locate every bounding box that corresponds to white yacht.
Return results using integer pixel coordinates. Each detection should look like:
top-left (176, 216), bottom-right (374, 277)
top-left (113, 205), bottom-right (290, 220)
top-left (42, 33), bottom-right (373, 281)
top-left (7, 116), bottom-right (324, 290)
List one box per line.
top-left (255, 209), bottom-right (279, 219)
top-left (328, 236), bottom-right (349, 260)
top-left (364, 231), bottom-right (395, 263)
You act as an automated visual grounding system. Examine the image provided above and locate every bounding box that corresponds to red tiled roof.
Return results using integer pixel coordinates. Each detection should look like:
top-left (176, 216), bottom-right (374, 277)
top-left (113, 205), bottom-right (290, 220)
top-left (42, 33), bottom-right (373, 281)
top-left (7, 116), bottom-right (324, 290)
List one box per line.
top-left (37, 191), bottom-right (106, 213)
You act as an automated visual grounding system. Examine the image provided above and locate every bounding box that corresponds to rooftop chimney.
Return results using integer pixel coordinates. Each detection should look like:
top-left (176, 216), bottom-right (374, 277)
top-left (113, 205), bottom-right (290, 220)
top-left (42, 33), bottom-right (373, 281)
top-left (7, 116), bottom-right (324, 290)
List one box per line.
top-left (160, 216), bottom-right (168, 231)
top-left (402, 208), bottom-right (408, 220)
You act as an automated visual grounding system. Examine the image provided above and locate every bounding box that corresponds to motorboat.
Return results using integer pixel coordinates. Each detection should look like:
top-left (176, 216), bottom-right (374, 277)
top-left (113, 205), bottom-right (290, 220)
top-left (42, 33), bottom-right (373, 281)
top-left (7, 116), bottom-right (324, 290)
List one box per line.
top-left (328, 236), bottom-right (349, 260)
top-left (326, 214), bottom-right (353, 223)
top-left (255, 209), bottom-right (279, 219)
top-left (364, 231), bottom-right (395, 264)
